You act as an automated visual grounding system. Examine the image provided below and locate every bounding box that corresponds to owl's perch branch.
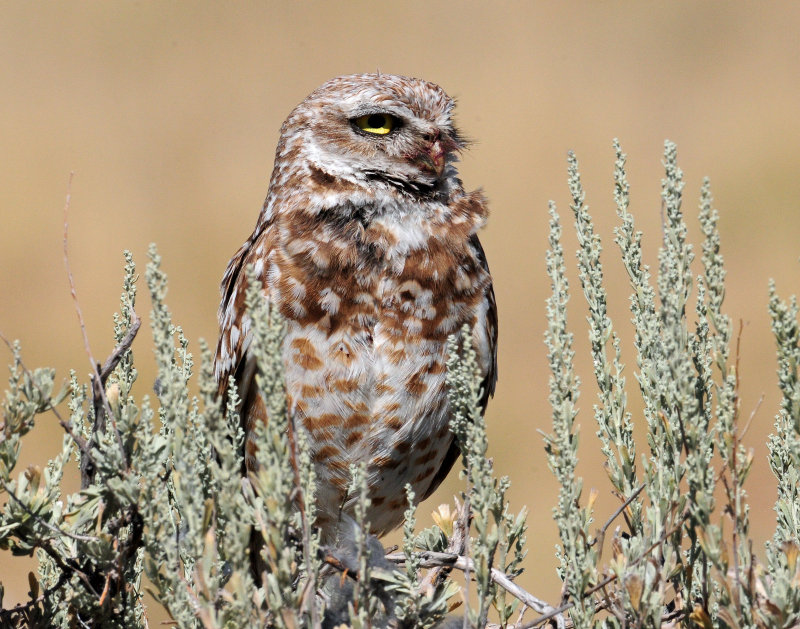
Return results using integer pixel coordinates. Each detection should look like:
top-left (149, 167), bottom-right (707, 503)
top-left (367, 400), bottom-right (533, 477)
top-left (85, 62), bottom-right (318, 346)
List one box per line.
top-left (383, 507), bottom-right (689, 629)
top-left (384, 550), bottom-right (563, 622)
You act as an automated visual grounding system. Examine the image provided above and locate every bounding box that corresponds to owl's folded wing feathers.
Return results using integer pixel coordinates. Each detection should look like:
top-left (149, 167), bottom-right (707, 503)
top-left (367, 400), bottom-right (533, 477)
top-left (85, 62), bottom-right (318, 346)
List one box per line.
top-left (420, 233), bottom-right (498, 501)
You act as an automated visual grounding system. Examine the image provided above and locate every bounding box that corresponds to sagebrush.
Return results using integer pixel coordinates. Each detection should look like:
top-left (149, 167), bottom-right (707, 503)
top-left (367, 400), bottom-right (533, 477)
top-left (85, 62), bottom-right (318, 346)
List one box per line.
top-left (1, 141), bottom-right (799, 627)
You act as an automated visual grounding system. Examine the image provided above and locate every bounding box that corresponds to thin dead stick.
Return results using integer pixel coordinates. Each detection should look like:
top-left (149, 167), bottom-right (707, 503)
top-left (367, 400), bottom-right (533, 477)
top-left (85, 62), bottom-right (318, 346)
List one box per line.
top-left (61, 172), bottom-right (99, 386)
top-left (385, 550), bottom-right (560, 618)
top-left (84, 313), bottom-right (140, 487)
top-left (590, 484), bottom-right (645, 553)
top-left (98, 314), bottom-right (141, 383)
top-left (515, 600), bottom-right (575, 628)
top-left (739, 393), bottom-right (764, 441)
top-left (61, 175), bottom-right (137, 485)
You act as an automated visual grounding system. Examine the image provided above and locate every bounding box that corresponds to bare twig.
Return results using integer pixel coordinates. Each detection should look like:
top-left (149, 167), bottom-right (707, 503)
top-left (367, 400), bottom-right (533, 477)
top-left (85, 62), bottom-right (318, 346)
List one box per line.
top-left (590, 484), bottom-right (645, 555)
top-left (739, 393), bottom-right (764, 441)
top-left (98, 314), bottom-right (141, 384)
top-left (61, 176), bottom-right (140, 486)
top-left (385, 550), bottom-right (560, 618)
top-left (61, 172), bottom-right (107, 416)
top-left (517, 600), bottom-right (575, 628)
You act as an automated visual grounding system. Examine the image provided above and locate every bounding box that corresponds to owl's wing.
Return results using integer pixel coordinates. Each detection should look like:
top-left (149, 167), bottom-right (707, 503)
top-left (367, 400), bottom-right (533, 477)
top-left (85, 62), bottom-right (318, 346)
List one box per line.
top-left (214, 216), bottom-right (282, 474)
top-left (421, 233), bottom-right (498, 500)
top-left (214, 233), bottom-right (261, 414)
top-left (470, 233), bottom-right (499, 404)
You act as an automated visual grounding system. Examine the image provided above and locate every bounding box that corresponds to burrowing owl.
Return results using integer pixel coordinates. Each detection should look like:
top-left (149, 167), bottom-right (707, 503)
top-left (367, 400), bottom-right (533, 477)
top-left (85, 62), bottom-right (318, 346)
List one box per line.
top-left (214, 73), bottom-right (497, 540)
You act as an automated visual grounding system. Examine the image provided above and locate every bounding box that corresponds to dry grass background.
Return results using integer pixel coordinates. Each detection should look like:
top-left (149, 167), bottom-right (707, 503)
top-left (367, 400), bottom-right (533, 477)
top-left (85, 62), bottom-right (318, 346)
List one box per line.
top-left (1, 2), bottom-right (800, 621)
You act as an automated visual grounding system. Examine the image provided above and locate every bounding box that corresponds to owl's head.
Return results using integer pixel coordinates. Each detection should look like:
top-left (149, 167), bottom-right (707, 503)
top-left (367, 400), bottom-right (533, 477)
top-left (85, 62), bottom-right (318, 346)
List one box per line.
top-left (280, 74), bottom-right (465, 197)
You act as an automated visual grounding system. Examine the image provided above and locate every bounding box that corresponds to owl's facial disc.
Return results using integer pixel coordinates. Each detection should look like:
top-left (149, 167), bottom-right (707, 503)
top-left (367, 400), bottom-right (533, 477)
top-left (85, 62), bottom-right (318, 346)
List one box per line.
top-left (295, 74), bottom-right (462, 194)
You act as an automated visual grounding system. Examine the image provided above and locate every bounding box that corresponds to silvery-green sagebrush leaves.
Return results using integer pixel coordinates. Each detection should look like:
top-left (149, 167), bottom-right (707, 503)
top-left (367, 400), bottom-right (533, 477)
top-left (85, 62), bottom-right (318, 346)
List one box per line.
top-left (544, 141), bottom-right (800, 627)
top-left (2, 142), bottom-right (800, 628)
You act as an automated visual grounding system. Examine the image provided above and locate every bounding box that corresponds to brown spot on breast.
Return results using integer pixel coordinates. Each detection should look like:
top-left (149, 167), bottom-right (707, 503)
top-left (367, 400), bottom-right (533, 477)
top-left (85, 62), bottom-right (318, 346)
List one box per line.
top-left (384, 415), bottom-right (404, 431)
top-left (344, 431), bottom-right (363, 448)
top-left (375, 382), bottom-right (395, 395)
top-left (311, 428), bottom-right (336, 442)
top-left (311, 413), bottom-right (342, 429)
top-left (331, 341), bottom-right (356, 365)
top-left (344, 399), bottom-right (369, 413)
top-left (328, 459), bottom-right (350, 472)
top-left (406, 371), bottom-right (428, 396)
top-left (370, 454), bottom-right (394, 469)
top-left (371, 496), bottom-right (386, 507)
top-left (331, 476), bottom-right (349, 491)
top-left (428, 360), bottom-right (446, 375)
top-left (301, 384), bottom-right (322, 398)
top-left (331, 378), bottom-right (359, 393)
top-left (345, 413), bottom-right (369, 429)
top-left (388, 347), bottom-right (407, 365)
top-left (316, 445), bottom-right (340, 460)
top-left (291, 337), bottom-right (323, 370)
top-left (364, 223), bottom-right (399, 249)
top-left (394, 441), bottom-right (411, 454)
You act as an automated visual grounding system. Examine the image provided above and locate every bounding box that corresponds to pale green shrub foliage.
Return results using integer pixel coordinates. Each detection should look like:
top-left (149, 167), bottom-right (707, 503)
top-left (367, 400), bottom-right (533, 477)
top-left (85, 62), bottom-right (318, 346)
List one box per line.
top-left (1, 142), bottom-right (800, 627)
top-left (544, 140), bottom-right (800, 627)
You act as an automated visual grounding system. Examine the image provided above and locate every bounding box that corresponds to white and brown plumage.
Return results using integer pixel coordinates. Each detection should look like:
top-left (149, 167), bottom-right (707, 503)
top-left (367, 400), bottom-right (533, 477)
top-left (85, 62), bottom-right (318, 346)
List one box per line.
top-left (214, 73), bottom-right (497, 539)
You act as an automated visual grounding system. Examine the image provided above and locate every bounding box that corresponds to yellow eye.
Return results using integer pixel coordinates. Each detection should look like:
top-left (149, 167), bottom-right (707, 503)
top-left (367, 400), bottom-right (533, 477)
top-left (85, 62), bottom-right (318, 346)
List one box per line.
top-left (353, 113), bottom-right (396, 135)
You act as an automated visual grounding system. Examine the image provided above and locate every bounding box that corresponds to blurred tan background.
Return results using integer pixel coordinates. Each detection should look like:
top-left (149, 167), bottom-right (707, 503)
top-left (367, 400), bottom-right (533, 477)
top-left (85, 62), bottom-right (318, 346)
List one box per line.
top-left (2, 1), bottom-right (800, 619)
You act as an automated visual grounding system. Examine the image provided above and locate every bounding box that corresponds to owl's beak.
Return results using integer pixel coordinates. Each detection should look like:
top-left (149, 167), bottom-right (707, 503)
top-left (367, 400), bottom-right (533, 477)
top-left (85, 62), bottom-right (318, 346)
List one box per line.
top-left (428, 140), bottom-right (447, 177)
top-left (416, 136), bottom-right (456, 179)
